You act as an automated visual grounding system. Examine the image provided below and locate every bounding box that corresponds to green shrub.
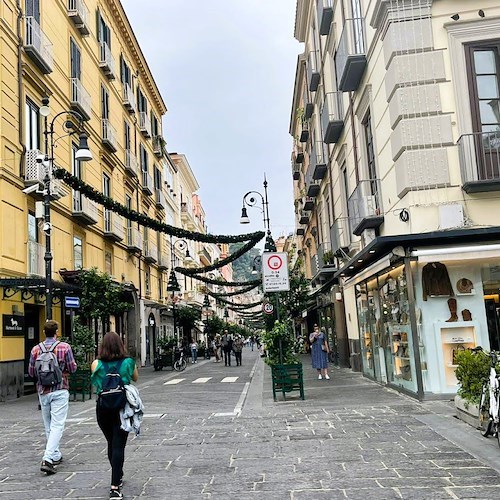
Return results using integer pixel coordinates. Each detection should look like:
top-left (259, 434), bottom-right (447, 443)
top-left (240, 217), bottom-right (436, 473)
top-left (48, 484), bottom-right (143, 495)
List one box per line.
top-left (261, 320), bottom-right (300, 366)
top-left (455, 349), bottom-right (490, 405)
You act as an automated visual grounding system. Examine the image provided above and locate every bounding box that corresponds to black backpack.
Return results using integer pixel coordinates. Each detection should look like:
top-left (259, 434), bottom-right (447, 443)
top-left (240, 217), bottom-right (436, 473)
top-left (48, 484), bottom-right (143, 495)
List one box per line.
top-left (34, 341), bottom-right (63, 388)
top-left (98, 359), bottom-right (126, 410)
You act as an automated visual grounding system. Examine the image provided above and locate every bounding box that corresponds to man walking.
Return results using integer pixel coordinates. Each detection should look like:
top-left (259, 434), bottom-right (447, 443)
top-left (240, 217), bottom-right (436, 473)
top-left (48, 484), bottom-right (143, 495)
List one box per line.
top-left (28, 320), bottom-right (77, 475)
top-left (233, 335), bottom-right (243, 366)
top-left (222, 330), bottom-right (233, 366)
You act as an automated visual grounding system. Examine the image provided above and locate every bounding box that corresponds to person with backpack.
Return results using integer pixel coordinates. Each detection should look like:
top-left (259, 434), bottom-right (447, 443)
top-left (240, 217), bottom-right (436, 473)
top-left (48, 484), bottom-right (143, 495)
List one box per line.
top-left (28, 320), bottom-right (77, 475)
top-left (222, 330), bottom-right (233, 367)
top-left (91, 332), bottom-right (138, 500)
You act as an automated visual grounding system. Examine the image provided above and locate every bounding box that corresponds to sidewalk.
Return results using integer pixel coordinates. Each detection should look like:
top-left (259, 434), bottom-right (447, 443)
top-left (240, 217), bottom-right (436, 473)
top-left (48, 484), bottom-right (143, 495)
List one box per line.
top-left (2, 351), bottom-right (500, 498)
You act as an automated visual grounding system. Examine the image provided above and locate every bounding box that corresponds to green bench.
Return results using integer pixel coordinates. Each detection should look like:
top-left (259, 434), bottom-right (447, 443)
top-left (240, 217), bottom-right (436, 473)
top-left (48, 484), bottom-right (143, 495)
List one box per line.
top-left (69, 369), bottom-right (92, 401)
top-left (271, 363), bottom-right (305, 401)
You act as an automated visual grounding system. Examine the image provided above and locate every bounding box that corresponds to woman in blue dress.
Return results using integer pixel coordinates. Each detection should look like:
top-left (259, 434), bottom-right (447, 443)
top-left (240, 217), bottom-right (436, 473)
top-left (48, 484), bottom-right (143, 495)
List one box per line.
top-left (309, 324), bottom-right (330, 380)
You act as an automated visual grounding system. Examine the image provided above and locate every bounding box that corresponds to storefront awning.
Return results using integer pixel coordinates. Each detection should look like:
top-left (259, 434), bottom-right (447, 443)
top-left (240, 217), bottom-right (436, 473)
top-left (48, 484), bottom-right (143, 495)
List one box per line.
top-left (335, 226), bottom-right (500, 280)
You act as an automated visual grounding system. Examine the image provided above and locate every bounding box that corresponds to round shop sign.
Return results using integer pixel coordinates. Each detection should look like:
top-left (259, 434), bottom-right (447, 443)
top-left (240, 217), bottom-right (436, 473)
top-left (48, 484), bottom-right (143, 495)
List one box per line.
top-left (262, 302), bottom-right (274, 315)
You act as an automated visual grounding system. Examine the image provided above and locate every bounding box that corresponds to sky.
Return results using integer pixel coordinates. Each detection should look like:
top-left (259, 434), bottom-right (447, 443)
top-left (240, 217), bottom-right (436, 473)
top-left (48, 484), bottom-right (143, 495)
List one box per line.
top-left (120, 0), bottom-right (300, 244)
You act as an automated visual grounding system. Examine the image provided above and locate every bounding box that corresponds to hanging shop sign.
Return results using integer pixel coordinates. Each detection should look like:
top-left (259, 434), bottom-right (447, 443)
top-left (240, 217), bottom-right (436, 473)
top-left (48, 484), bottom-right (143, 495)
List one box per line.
top-left (2, 314), bottom-right (24, 337)
top-left (262, 252), bottom-right (290, 292)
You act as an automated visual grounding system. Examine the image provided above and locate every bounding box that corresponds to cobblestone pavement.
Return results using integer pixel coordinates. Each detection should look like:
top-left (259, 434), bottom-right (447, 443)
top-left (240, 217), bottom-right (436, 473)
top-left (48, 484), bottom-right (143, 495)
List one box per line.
top-left (2, 349), bottom-right (500, 499)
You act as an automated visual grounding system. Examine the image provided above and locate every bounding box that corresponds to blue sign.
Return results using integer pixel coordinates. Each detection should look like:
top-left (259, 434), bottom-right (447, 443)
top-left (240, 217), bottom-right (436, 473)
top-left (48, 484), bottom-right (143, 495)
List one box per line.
top-left (65, 296), bottom-right (80, 309)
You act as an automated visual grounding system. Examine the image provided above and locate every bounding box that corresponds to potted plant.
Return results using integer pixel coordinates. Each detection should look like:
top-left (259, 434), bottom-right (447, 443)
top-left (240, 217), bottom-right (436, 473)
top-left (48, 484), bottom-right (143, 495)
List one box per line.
top-left (454, 348), bottom-right (489, 428)
top-left (154, 335), bottom-right (176, 371)
top-left (261, 320), bottom-right (304, 401)
top-left (322, 250), bottom-right (335, 266)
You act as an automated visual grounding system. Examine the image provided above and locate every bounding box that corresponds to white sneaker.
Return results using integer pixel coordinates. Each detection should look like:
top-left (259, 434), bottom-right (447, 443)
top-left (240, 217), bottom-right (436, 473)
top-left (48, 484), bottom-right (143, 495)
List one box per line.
top-left (318, 374), bottom-right (322, 380)
top-left (325, 374), bottom-right (330, 380)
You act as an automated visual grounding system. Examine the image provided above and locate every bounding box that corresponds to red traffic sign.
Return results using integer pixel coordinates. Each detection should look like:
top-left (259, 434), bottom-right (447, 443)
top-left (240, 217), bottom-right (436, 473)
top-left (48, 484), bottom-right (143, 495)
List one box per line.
top-left (262, 302), bottom-right (274, 314)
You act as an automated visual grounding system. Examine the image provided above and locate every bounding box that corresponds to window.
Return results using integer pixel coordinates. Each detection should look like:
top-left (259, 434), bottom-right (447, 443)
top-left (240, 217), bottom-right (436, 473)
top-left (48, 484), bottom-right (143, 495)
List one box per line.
top-left (154, 165), bottom-right (162, 189)
top-left (124, 121), bottom-right (131, 150)
top-left (363, 110), bottom-right (377, 182)
top-left (105, 248), bottom-right (112, 275)
top-left (103, 173), bottom-right (111, 231)
top-left (28, 212), bottom-right (38, 242)
top-left (25, 0), bottom-right (40, 20)
top-left (70, 38), bottom-right (81, 79)
top-left (137, 88), bottom-right (147, 114)
top-left (25, 98), bottom-right (40, 150)
top-left (140, 144), bottom-right (148, 173)
top-left (125, 194), bottom-right (132, 232)
top-left (145, 266), bottom-right (151, 296)
top-left (158, 276), bottom-right (163, 300)
top-left (101, 85), bottom-right (109, 120)
top-left (72, 143), bottom-right (83, 211)
top-left (74, 236), bottom-right (83, 269)
top-left (120, 55), bottom-right (132, 86)
top-left (151, 114), bottom-right (159, 136)
top-left (97, 9), bottom-right (111, 47)
top-left (351, 0), bottom-right (364, 54)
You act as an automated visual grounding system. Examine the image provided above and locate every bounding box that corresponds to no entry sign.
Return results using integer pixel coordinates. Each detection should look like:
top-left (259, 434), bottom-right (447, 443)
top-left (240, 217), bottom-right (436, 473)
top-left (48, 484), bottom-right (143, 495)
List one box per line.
top-left (262, 252), bottom-right (290, 292)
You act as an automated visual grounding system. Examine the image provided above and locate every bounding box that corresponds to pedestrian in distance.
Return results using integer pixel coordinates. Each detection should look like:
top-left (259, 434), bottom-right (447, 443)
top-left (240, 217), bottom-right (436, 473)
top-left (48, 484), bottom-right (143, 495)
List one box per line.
top-left (309, 324), bottom-right (330, 380)
top-left (222, 330), bottom-right (233, 366)
top-left (28, 320), bottom-right (77, 475)
top-left (250, 335), bottom-right (255, 351)
top-left (91, 332), bottom-right (139, 499)
top-left (233, 334), bottom-right (244, 366)
top-left (190, 339), bottom-right (198, 363)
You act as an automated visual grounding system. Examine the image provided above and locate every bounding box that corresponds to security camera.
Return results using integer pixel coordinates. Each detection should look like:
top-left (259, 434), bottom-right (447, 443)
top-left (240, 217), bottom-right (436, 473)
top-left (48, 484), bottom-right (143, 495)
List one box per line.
top-left (42, 222), bottom-right (52, 234)
top-left (22, 184), bottom-right (40, 195)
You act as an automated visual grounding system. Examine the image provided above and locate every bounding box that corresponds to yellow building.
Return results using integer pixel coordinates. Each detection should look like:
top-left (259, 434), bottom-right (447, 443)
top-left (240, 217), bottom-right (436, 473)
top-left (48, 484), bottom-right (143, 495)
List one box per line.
top-left (0, 0), bottom-right (169, 399)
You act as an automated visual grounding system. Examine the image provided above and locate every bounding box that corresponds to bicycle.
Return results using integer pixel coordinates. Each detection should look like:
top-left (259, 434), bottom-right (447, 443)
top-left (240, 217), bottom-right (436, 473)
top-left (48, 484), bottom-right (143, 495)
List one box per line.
top-left (479, 349), bottom-right (500, 443)
top-left (173, 348), bottom-right (187, 372)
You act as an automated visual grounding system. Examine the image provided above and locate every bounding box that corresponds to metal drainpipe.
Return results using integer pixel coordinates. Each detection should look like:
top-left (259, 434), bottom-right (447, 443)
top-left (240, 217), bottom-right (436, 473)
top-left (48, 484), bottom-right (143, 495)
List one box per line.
top-left (16, 0), bottom-right (26, 177)
top-left (350, 93), bottom-right (360, 184)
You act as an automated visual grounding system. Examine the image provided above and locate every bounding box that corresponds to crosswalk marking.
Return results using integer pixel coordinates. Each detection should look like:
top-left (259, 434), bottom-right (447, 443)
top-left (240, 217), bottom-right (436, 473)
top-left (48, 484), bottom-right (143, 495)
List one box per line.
top-left (164, 379), bottom-right (185, 385)
top-left (221, 377), bottom-right (239, 383)
top-left (193, 377), bottom-right (212, 384)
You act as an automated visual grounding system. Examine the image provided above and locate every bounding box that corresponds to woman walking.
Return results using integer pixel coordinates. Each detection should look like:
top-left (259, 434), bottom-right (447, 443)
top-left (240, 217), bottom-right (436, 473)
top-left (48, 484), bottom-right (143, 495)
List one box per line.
top-left (309, 324), bottom-right (330, 380)
top-left (91, 332), bottom-right (138, 499)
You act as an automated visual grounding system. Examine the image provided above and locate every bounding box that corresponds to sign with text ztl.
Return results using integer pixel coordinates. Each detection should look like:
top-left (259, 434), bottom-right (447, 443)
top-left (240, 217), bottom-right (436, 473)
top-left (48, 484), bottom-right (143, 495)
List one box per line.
top-left (262, 252), bottom-right (290, 292)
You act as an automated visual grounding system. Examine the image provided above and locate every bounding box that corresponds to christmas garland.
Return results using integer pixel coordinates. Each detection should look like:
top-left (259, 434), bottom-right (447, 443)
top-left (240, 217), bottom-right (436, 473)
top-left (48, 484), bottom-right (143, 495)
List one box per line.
top-left (209, 282), bottom-right (261, 297)
top-left (53, 167), bottom-right (264, 245)
top-left (174, 272), bottom-right (260, 288)
top-left (212, 296), bottom-right (263, 309)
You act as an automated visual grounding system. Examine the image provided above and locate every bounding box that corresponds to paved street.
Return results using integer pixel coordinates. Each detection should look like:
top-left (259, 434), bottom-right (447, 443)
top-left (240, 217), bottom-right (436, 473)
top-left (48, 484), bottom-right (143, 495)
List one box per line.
top-left (2, 348), bottom-right (500, 499)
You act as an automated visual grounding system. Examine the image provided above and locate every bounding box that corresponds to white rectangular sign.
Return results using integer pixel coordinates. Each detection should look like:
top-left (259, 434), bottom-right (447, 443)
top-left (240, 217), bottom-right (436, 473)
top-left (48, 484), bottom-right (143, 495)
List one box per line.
top-left (262, 252), bottom-right (290, 292)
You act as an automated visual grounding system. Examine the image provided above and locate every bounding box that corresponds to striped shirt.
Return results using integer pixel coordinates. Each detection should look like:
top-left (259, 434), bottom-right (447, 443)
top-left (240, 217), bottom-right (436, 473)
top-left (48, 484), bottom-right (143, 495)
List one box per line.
top-left (28, 338), bottom-right (78, 395)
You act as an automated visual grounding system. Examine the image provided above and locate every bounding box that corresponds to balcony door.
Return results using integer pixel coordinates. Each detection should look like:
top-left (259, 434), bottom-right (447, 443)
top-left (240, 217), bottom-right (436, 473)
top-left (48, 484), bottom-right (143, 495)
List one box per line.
top-left (466, 44), bottom-right (500, 180)
top-left (25, 0), bottom-right (40, 21)
top-left (350, 0), bottom-right (364, 54)
top-left (70, 38), bottom-right (81, 80)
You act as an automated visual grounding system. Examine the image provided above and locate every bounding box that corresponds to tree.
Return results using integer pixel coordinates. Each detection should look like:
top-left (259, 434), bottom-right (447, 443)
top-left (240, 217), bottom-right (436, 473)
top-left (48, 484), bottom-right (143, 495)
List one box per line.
top-left (229, 242), bottom-right (261, 282)
top-left (176, 305), bottom-right (201, 343)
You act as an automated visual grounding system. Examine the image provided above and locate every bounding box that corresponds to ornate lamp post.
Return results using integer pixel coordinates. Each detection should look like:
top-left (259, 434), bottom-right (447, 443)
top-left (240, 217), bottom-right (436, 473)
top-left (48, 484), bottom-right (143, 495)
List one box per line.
top-left (167, 237), bottom-right (192, 343)
top-left (240, 175), bottom-right (276, 252)
top-left (39, 96), bottom-right (92, 320)
top-left (202, 293), bottom-right (211, 359)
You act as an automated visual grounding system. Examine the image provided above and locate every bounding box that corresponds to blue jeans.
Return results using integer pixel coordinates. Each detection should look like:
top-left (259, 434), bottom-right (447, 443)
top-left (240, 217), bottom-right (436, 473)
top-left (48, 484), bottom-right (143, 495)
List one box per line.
top-left (191, 348), bottom-right (197, 363)
top-left (39, 389), bottom-right (69, 463)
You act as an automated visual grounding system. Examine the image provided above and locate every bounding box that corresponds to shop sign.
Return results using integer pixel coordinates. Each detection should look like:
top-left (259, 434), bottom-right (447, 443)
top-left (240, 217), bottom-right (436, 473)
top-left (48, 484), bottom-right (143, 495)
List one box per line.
top-left (2, 314), bottom-right (24, 337)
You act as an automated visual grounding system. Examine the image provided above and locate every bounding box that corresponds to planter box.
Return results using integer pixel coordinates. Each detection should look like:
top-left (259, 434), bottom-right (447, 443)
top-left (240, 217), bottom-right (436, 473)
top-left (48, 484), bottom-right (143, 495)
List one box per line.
top-left (455, 394), bottom-right (480, 429)
top-left (271, 363), bottom-right (305, 401)
top-left (69, 369), bottom-right (92, 401)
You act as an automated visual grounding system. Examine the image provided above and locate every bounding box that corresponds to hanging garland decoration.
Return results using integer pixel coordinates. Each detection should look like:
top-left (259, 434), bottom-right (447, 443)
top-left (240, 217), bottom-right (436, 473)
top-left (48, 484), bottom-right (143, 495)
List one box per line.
top-left (53, 167), bottom-right (264, 245)
top-left (175, 237), bottom-right (260, 275)
top-left (177, 273), bottom-right (260, 288)
top-left (208, 282), bottom-right (261, 298)
top-left (208, 294), bottom-right (262, 308)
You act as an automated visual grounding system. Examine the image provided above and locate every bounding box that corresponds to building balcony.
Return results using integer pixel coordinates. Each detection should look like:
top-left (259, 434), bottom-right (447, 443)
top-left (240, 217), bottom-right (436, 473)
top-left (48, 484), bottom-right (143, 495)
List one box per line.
top-left (311, 141), bottom-right (328, 180)
top-left (311, 242), bottom-right (336, 286)
top-left (303, 197), bottom-right (315, 211)
top-left (347, 179), bottom-right (384, 236)
top-left (141, 171), bottom-right (153, 195)
top-left (99, 41), bottom-right (115, 79)
top-left (122, 83), bottom-right (135, 113)
top-left (152, 135), bottom-right (163, 157)
top-left (126, 226), bottom-right (143, 253)
top-left (181, 202), bottom-right (197, 230)
top-left (27, 240), bottom-right (44, 277)
top-left (306, 179), bottom-right (321, 198)
top-left (198, 247), bottom-right (212, 266)
top-left (317, 0), bottom-right (334, 36)
top-left (330, 218), bottom-right (351, 254)
top-left (292, 162), bottom-right (301, 181)
top-left (24, 16), bottom-right (53, 74)
top-left (307, 50), bottom-right (320, 92)
top-left (124, 149), bottom-right (138, 177)
top-left (72, 191), bottom-right (98, 225)
top-left (101, 118), bottom-right (117, 152)
top-left (144, 240), bottom-right (158, 263)
top-left (304, 88), bottom-right (314, 120)
top-left (335, 17), bottom-right (367, 92)
top-left (70, 78), bottom-right (91, 120)
top-left (299, 121), bottom-right (309, 143)
top-left (139, 112), bottom-right (151, 138)
top-left (157, 252), bottom-right (169, 271)
top-left (155, 188), bottom-right (166, 209)
top-left (67, 0), bottom-right (90, 36)
top-left (299, 210), bottom-right (311, 225)
top-left (458, 131), bottom-right (500, 193)
top-left (103, 210), bottom-right (124, 242)
top-left (294, 146), bottom-right (304, 163)
top-left (321, 92), bottom-right (344, 144)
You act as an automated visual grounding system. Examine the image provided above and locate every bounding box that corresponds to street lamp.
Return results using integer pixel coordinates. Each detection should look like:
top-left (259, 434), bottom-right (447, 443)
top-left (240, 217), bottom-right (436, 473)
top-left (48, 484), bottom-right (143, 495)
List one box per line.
top-left (202, 293), bottom-right (211, 359)
top-left (224, 307), bottom-right (229, 322)
top-left (39, 96), bottom-right (92, 320)
top-left (239, 175), bottom-right (276, 252)
top-left (167, 237), bottom-right (192, 343)
top-left (251, 256), bottom-right (262, 275)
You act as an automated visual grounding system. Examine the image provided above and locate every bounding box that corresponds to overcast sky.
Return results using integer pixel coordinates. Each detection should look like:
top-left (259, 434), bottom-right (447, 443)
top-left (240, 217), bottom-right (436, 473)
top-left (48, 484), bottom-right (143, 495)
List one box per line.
top-left (121, 1), bottom-right (299, 243)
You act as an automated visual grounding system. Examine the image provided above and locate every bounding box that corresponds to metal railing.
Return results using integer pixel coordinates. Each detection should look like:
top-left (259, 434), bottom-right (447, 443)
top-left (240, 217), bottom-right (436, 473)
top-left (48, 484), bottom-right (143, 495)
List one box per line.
top-left (347, 179), bottom-right (382, 234)
top-left (335, 17), bottom-right (366, 84)
top-left (139, 112), bottom-right (151, 137)
top-left (122, 83), bottom-right (135, 112)
top-left (27, 240), bottom-right (44, 276)
top-left (24, 16), bottom-right (53, 72)
top-left (321, 92), bottom-right (344, 138)
top-left (72, 191), bottom-right (98, 222)
top-left (125, 149), bottom-right (138, 176)
top-left (142, 171), bottom-right (153, 193)
top-left (155, 188), bottom-right (166, 208)
top-left (101, 118), bottom-right (117, 149)
top-left (70, 77), bottom-right (91, 118)
top-left (458, 131), bottom-right (500, 184)
top-left (330, 218), bottom-right (351, 252)
top-left (144, 240), bottom-right (158, 262)
top-left (307, 50), bottom-right (320, 91)
top-left (153, 135), bottom-right (163, 155)
top-left (104, 211), bottom-right (124, 240)
top-left (127, 226), bottom-right (143, 251)
top-left (67, 0), bottom-right (89, 31)
top-left (99, 41), bottom-right (115, 77)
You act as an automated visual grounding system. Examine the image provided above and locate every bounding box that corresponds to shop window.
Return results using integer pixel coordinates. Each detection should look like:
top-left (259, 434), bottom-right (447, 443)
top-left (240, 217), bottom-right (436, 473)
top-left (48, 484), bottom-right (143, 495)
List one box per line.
top-left (74, 235), bottom-right (83, 269)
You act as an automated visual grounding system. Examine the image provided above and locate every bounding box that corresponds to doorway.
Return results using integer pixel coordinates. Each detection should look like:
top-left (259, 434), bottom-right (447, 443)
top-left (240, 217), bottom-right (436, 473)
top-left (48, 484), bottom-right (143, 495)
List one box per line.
top-left (24, 304), bottom-right (41, 394)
